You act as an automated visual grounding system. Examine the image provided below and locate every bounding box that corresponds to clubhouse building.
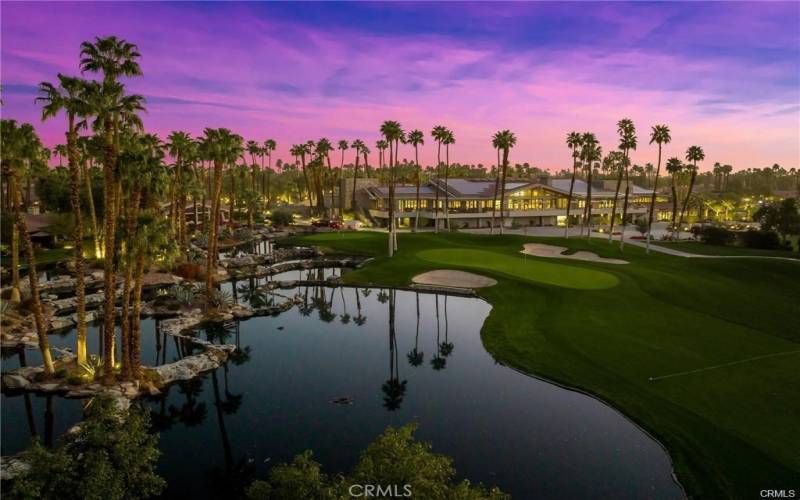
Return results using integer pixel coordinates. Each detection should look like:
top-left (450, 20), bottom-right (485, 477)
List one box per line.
top-left (357, 177), bottom-right (669, 229)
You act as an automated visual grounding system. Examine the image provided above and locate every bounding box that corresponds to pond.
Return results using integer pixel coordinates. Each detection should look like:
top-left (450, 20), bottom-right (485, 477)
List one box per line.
top-left (1, 284), bottom-right (683, 499)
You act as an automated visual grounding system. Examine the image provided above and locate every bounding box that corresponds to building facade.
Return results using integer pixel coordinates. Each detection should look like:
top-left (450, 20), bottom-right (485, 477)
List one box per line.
top-left (361, 177), bottom-right (669, 229)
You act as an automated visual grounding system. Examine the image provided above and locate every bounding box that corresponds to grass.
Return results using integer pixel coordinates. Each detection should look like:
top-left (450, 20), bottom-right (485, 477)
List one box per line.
top-left (652, 240), bottom-right (800, 259)
top-left (0, 240), bottom-right (96, 270)
top-left (281, 231), bottom-right (800, 499)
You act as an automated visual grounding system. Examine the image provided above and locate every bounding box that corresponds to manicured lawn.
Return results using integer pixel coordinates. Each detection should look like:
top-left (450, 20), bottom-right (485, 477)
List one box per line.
top-left (653, 240), bottom-right (800, 259)
top-left (282, 231), bottom-right (800, 499)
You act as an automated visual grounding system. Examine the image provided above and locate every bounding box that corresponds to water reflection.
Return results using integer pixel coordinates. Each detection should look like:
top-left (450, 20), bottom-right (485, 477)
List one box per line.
top-left (2, 282), bottom-right (683, 499)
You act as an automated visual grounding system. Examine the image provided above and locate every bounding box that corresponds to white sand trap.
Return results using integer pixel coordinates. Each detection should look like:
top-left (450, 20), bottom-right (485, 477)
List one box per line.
top-left (521, 243), bottom-right (629, 265)
top-left (412, 270), bottom-right (497, 288)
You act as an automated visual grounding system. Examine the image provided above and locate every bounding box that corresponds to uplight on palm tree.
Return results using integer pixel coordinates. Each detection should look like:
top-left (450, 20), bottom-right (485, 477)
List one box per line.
top-left (646, 124), bottom-right (671, 253)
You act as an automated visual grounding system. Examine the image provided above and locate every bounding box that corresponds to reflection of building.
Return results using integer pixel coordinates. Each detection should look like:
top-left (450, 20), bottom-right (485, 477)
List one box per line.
top-left (361, 178), bottom-right (669, 229)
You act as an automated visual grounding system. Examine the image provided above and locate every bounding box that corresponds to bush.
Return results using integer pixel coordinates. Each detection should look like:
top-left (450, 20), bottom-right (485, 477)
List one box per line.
top-left (7, 396), bottom-right (165, 500)
top-left (270, 209), bottom-right (294, 227)
top-left (697, 225), bottom-right (735, 246)
top-left (739, 229), bottom-right (783, 250)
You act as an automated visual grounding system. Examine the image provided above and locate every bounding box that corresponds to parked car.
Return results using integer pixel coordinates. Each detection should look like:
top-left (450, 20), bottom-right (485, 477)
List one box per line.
top-left (312, 219), bottom-right (343, 229)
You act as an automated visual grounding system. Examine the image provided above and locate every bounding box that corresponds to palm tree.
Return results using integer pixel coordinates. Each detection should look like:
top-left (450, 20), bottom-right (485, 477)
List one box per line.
top-left (202, 128), bottom-right (243, 305)
top-left (616, 119), bottom-right (637, 249)
top-left (1, 120), bottom-right (55, 375)
top-left (350, 139), bottom-right (365, 210)
top-left (77, 135), bottom-right (102, 258)
top-left (493, 130), bottom-right (517, 235)
top-left (407, 292), bottom-right (424, 366)
top-left (665, 157), bottom-right (684, 237)
top-left (646, 125), bottom-right (671, 253)
top-left (263, 139), bottom-right (276, 207)
top-left (406, 130), bottom-right (424, 232)
top-left (80, 35), bottom-right (144, 382)
top-left (430, 125), bottom-right (447, 232)
top-left (564, 131), bottom-right (583, 238)
top-left (678, 145), bottom-right (705, 231)
top-left (36, 74), bottom-right (92, 365)
top-left (380, 121), bottom-right (404, 256)
top-left (337, 140), bottom-right (348, 217)
top-left (442, 129), bottom-right (455, 231)
top-left (167, 131), bottom-right (193, 246)
top-left (580, 133), bottom-right (601, 240)
top-left (490, 135), bottom-right (502, 234)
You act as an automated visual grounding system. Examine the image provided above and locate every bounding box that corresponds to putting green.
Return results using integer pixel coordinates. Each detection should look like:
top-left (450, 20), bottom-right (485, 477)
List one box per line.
top-left (417, 248), bottom-right (619, 290)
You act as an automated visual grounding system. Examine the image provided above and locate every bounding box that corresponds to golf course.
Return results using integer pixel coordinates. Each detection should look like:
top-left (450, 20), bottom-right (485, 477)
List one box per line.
top-left (282, 231), bottom-right (800, 499)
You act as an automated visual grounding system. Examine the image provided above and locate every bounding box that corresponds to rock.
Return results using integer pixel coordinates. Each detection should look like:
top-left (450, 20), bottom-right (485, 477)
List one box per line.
top-left (2, 374), bottom-right (31, 390)
top-left (37, 383), bottom-right (63, 392)
top-left (1, 456), bottom-right (31, 481)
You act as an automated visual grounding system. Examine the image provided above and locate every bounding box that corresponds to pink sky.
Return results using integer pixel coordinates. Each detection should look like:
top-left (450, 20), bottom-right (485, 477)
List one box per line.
top-left (2, 2), bottom-right (799, 172)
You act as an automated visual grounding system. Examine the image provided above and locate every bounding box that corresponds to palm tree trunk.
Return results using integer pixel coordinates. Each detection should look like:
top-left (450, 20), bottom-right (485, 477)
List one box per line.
top-left (586, 165), bottom-right (594, 241)
top-left (119, 190), bottom-right (141, 379)
top-left (12, 172), bottom-right (54, 375)
top-left (102, 124), bottom-right (119, 383)
top-left (491, 149), bottom-right (500, 234)
top-left (619, 166), bottom-right (631, 250)
top-left (646, 145), bottom-right (662, 254)
top-left (388, 141), bottom-right (395, 257)
top-left (414, 146), bottom-right (421, 233)
top-left (206, 160), bottom-right (224, 305)
top-left (66, 120), bottom-right (87, 364)
top-left (499, 148), bottom-right (510, 235)
top-left (670, 179), bottom-right (679, 239)
top-left (130, 247), bottom-right (145, 379)
top-left (608, 161), bottom-right (624, 242)
top-left (82, 162), bottom-right (102, 259)
top-left (564, 154), bottom-right (577, 238)
top-left (678, 167), bottom-right (697, 232)
top-left (9, 174), bottom-right (21, 302)
top-left (352, 154), bottom-right (360, 211)
top-left (444, 145), bottom-right (451, 231)
top-left (434, 142), bottom-right (441, 233)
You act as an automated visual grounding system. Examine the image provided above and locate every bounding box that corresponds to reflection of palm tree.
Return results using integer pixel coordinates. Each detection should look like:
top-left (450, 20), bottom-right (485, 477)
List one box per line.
top-left (353, 288), bottom-right (367, 326)
top-left (431, 294), bottom-right (446, 370)
top-left (44, 395), bottom-right (55, 447)
top-left (439, 295), bottom-right (454, 357)
top-left (377, 289), bottom-right (389, 303)
top-left (169, 377), bottom-right (208, 427)
top-left (382, 290), bottom-right (407, 411)
top-left (360, 288), bottom-right (372, 297)
top-left (149, 392), bottom-right (176, 432)
top-left (339, 287), bottom-right (351, 324)
top-left (238, 282), bottom-right (267, 309)
top-left (407, 292), bottom-right (424, 366)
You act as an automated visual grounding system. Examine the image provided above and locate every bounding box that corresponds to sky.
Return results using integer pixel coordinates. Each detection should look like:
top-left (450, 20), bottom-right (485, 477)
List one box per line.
top-left (2, 1), bottom-right (799, 172)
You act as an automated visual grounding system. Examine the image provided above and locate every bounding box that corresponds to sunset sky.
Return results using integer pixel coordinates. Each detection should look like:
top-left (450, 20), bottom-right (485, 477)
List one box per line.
top-left (2, 1), bottom-right (798, 171)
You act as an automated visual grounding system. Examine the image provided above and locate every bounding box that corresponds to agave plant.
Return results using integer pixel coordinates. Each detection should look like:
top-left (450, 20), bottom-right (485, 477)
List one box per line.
top-left (78, 354), bottom-right (104, 380)
top-left (210, 289), bottom-right (235, 308)
top-left (194, 234), bottom-right (209, 249)
top-left (169, 284), bottom-right (197, 305)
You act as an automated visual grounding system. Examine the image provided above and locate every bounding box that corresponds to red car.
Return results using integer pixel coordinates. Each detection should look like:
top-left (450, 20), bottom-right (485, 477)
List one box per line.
top-left (312, 219), bottom-right (343, 229)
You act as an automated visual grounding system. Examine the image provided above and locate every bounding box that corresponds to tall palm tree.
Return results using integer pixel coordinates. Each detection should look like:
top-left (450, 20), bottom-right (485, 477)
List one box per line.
top-left (430, 125), bottom-right (447, 232)
top-left (202, 128), bottom-right (243, 305)
top-left (263, 139), bottom-right (276, 207)
top-left (493, 130), bottom-right (517, 235)
top-left (406, 130), bottom-right (424, 232)
top-left (36, 74), bottom-right (92, 365)
top-left (167, 131), bottom-right (193, 243)
top-left (1, 120), bottom-right (55, 375)
top-left (665, 157), bottom-right (684, 237)
top-left (646, 125), bottom-right (671, 253)
top-left (80, 35), bottom-right (144, 382)
top-left (380, 120), bottom-right (404, 256)
top-left (77, 135), bottom-right (102, 258)
top-left (678, 145), bottom-right (705, 231)
top-left (442, 129), bottom-right (455, 231)
top-left (315, 138), bottom-right (333, 216)
top-left (616, 119), bottom-right (638, 249)
top-left (350, 139), bottom-right (365, 210)
top-left (361, 144), bottom-right (371, 178)
top-left (580, 133), bottom-right (601, 240)
top-left (564, 131), bottom-right (583, 238)
top-left (490, 135), bottom-right (502, 234)
top-left (337, 140), bottom-right (348, 217)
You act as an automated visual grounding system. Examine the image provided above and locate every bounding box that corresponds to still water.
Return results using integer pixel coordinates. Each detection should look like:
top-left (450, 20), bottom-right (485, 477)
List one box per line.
top-left (2, 284), bottom-right (682, 499)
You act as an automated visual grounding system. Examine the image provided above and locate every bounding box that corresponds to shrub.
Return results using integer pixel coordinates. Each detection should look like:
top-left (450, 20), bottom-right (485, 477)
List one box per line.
top-left (270, 209), bottom-right (294, 227)
top-left (739, 229), bottom-right (782, 250)
top-left (697, 225), bottom-right (735, 246)
top-left (7, 396), bottom-right (165, 500)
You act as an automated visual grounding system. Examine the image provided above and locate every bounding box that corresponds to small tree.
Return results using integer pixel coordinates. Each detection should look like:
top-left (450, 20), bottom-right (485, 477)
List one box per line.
top-left (8, 396), bottom-right (165, 500)
top-left (270, 209), bottom-right (294, 227)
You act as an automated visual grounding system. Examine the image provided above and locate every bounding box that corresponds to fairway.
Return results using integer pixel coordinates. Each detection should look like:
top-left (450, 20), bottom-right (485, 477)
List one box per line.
top-left (282, 231), bottom-right (800, 499)
top-left (417, 248), bottom-right (619, 290)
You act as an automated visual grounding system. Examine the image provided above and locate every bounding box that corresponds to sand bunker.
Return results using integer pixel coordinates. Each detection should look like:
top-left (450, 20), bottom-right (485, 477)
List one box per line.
top-left (521, 243), bottom-right (628, 265)
top-left (412, 270), bottom-right (497, 288)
